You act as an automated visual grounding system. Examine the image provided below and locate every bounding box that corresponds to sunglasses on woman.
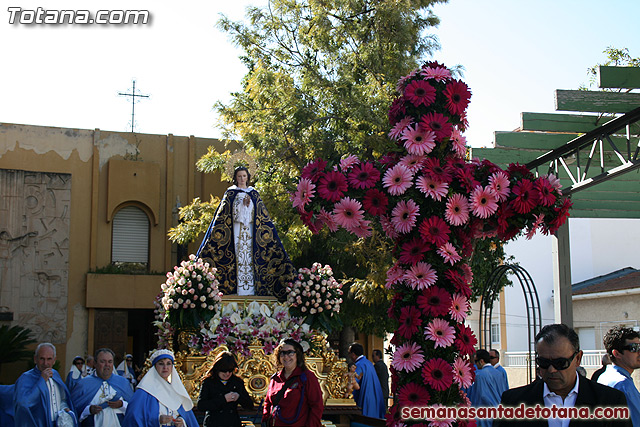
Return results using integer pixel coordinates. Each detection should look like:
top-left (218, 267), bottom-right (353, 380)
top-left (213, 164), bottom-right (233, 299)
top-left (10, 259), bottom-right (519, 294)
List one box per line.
top-left (535, 350), bottom-right (579, 370)
top-left (280, 350), bottom-right (296, 356)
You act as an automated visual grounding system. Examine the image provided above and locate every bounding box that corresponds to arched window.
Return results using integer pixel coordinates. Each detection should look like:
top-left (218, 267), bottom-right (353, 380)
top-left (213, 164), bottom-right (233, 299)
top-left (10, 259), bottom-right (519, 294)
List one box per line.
top-left (111, 206), bottom-right (149, 266)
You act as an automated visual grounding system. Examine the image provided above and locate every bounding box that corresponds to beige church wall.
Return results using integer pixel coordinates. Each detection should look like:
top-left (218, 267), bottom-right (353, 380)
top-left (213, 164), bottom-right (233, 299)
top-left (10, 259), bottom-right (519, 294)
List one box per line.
top-left (0, 122), bottom-right (228, 381)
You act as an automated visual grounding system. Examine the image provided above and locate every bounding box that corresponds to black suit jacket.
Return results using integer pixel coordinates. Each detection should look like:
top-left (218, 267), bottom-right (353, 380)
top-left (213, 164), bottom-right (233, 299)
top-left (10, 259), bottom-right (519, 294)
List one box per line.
top-left (495, 377), bottom-right (631, 426)
top-left (197, 374), bottom-right (254, 427)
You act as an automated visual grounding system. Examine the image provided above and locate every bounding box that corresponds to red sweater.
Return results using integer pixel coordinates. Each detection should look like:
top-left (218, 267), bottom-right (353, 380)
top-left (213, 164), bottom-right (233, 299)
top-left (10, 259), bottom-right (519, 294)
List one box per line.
top-left (262, 366), bottom-right (324, 427)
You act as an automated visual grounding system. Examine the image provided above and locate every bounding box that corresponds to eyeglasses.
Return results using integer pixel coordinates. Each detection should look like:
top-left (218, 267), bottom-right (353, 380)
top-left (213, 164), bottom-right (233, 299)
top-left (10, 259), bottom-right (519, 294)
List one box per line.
top-left (536, 350), bottom-right (579, 370)
top-left (489, 356), bottom-right (499, 360)
top-left (280, 350), bottom-right (296, 356)
top-left (622, 343), bottom-right (640, 353)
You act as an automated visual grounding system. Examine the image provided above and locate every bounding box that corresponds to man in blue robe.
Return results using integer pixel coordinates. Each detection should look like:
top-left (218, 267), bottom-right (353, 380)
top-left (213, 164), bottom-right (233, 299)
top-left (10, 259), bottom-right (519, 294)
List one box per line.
top-left (467, 349), bottom-right (503, 427)
top-left (71, 348), bottom-right (133, 426)
top-left (348, 343), bottom-right (385, 419)
top-left (13, 342), bottom-right (77, 427)
top-left (489, 349), bottom-right (509, 397)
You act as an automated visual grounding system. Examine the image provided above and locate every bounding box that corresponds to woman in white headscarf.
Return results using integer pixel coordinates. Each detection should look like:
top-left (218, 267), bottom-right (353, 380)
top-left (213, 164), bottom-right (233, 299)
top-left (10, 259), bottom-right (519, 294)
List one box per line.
top-left (122, 349), bottom-right (198, 427)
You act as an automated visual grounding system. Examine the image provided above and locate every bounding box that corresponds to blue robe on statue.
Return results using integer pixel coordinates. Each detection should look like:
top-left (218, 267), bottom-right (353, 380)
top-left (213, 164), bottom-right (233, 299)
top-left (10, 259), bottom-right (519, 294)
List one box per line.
top-left (122, 389), bottom-right (198, 427)
top-left (13, 367), bottom-right (76, 427)
top-left (71, 373), bottom-right (134, 426)
top-left (0, 384), bottom-right (15, 427)
top-left (196, 186), bottom-right (295, 300)
top-left (353, 356), bottom-right (385, 419)
top-left (467, 364), bottom-right (503, 427)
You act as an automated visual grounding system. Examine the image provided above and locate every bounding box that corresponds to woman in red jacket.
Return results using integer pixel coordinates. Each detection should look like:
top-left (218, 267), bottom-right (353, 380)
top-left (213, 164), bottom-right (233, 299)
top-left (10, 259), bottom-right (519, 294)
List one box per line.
top-left (262, 339), bottom-right (324, 427)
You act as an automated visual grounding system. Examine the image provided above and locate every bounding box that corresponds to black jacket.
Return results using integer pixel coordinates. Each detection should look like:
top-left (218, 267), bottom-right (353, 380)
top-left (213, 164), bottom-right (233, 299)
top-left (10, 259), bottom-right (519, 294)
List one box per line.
top-left (197, 374), bottom-right (254, 427)
top-left (495, 377), bottom-right (631, 426)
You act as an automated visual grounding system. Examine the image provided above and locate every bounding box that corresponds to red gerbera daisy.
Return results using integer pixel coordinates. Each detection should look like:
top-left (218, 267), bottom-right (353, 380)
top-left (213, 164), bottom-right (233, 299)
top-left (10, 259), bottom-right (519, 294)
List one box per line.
top-left (420, 112), bottom-right (453, 141)
top-left (443, 79), bottom-right (471, 116)
top-left (348, 162), bottom-right (380, 189)
top-left (404, 79), bottom-right (436, 107)
top-left (398, 237), bottom-right (429, 265)
top-left (422, 358), bottom-right (453, 391)
top-left (422, 157), bottom-right (452, 182)
top-left (417, 286), bottom-right (452, 317)
top-left (419, 216), bottom-right (451, 247)
top-left (397, 382), bottom-right (431, 407)
top-left (362, 189), bottom-right (388, 216)
top-left (446, 269), bottom-right (472, 299)
top-left (534, 177), bottom-right (556, 206)
top-left (397, 306), bottom-right (422, 339)
top-left (511, 179), bottom-right (537, 214)
top-left (301, 158), bottom-right (327, 182)
top-left (317, 170), bottom-right (348, 202)
top-left (455, 324), bottom-right (478, 356)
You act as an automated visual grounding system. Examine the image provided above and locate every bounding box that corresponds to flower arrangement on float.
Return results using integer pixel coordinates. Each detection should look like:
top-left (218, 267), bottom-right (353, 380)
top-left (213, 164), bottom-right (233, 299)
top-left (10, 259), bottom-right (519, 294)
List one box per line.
top-left (286, 263), bottom-right (344, 333)
top-left (291, 61), bottom-right (572, 426)
top-left (196, 301), bottom-right (314, 357)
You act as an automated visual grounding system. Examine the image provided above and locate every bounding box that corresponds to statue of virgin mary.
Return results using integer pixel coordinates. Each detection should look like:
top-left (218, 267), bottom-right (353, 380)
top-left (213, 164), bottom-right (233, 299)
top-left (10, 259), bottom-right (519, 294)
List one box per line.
top-left (196, 166), bottom-right (294, 300)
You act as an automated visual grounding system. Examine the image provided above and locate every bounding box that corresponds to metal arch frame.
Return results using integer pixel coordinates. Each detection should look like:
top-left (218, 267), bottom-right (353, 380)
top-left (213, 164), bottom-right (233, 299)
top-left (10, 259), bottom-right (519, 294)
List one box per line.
top-left (479, 264), bottom-right (541, 383)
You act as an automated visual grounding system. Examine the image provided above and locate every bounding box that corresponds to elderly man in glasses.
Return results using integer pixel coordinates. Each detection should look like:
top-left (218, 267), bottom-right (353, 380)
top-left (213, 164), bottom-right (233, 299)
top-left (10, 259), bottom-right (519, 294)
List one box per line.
top-left (496, 324), bottom-right (630, 426)
top-left (598, 325), bottom-right (640, 426)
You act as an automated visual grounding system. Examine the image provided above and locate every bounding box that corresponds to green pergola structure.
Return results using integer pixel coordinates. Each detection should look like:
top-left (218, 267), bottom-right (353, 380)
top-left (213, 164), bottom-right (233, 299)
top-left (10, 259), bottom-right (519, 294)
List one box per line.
top-left (474, 65), bottom-right (640, 329)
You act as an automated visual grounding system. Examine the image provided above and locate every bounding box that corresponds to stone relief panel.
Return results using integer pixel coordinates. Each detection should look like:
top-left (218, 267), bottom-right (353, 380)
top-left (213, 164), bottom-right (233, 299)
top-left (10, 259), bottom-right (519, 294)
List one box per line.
top-left (0, 169), bottom-right (71, 343)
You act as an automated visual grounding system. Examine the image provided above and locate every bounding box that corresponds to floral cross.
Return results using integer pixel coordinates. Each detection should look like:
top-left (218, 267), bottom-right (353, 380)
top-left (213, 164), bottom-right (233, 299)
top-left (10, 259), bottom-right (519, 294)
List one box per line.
top-left (292, 61), bottom-right (571, 426)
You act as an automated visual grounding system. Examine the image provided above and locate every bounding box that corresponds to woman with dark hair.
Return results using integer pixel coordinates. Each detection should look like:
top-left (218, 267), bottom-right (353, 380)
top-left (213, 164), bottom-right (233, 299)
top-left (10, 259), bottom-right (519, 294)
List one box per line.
top-left (262, 339), bottom-right (324, 427)
top-left (197, 351), bottom-right (253, 427)
top-left (196, 166), bottom-right (295, 298)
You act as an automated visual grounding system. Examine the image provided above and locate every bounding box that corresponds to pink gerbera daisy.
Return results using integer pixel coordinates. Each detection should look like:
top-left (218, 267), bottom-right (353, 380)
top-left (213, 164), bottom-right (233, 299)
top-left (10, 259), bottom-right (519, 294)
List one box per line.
top-left (544, 173), bottom-right (562, 191)
top-left (425, 318), bottom-right (456, 348)
top-left (488, 171), bottom-right (511, 202)
top-left (332, 197), bottom-right (364, 230)
top-left (401, 124), bottom-right (436, 155)
top-left (340, 154), bottom-right (359, 171)
top-left (449, 293), bottom-right (469, 322)
top-left (470, 185), bottom-right (498, 218)
top-left (526, 213), bottom-right (545, 240)
top-left (398, 382), bottom-right (431, 407)
top-left (397, 306), bottom-right (422, 339)
top-left (437, 242), bottom-right (462, 266)
top-left (452, 357), bottom-right (473, 389)
top-left (385, 262), bottom-right (404, 289)
top-left (426, 404), bottom-right (456, 427)
top-left (444, 193), bottom-right (470, 226)
top-left (422, 358), bottom-right (453, 392)
top-left (351, 219), bottom-right (372, 238)
top-left (421, 65), bottom-right (452, 81)
top-left (348, 162), bottom-right (380, 189)
top-left (301, 158), bottom-right (327, 182)
top-left (403, 262), bottom-right (437, 290)
top-left (362, 189), bottom-right (388, 216)
top-left (511, 179), bottom-right (537, 214)
top-left (382, 164), bottom-right (413, 196)
top-left (399, 154), bottom-right (427, 173)
top-left (388, 116), bottom-right (413, 141)
top-left (455, 324), bottom-right (478, 356)
top-left (416, 176), bottom-right (449, 201)
top-left (391, 199), bottom-right (420, 234)
top-left (317, 207), bottom-right (339, 232)
top-left (419, 216), bottom-right (451, 247)
top-left (443, 79), bottom-right (472, 116)
top-left (317, 170), bottom-right (348, 202)
top-left (535, 177), bottom-right (556, 206)
top-left (392, 342), bottom-right (425, 372)
top-left (417, 286), bottom-right (452, 317)
top-left (420, 112), bottom-right (453, 141)
top-left (398, 237), bottom-right (429, 265)
top-left (381, 215), bottom-right (399, 240)
top-left (404, 79), bottom-right (436, 107)
top-left (450, 127), bottom-right (467, 158)
top-left (292, 178), bottom-right (315, 209)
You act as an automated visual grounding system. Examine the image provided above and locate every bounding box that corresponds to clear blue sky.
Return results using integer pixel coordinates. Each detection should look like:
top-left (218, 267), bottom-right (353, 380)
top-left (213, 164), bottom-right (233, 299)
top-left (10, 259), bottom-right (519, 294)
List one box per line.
top-left (1, 0), bottom-right (639, 148)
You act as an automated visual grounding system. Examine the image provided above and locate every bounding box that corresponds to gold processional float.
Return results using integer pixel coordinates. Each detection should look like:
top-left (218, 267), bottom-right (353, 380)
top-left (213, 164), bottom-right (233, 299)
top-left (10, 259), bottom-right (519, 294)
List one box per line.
top-left (153, 257), bottom-right (355, 406)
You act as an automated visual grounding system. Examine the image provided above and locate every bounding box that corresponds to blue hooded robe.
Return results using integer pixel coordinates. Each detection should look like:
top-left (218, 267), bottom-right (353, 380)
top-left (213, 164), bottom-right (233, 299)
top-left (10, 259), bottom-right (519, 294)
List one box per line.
top-left (122, 388), bottom-right (198, 427)
top-left (71, 373), bottom-right (134, 426)
top-left (196, 186), bottom-right (295, 300)
top-left (0, 384), bottom-right (15, 427)
top-left (13, 367), bottom-right (76, 427)
top-left (467, 364), bottom-right (503, 427)
top-left (353, 356), bottom-right (385, 419)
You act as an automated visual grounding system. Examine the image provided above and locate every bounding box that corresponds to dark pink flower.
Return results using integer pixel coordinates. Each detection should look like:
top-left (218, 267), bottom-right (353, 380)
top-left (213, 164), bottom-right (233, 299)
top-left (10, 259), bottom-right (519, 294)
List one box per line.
top-left (317, 170), bottom-right (348, 202)
top-left (404, 79), bottom-right (436, 107)
top-left (362, 189), bottom-right (388, 216)
top-left (301, 158), bottom-right (327, 182)
top-left (419, 216), bottom-right (451, 247)
top-left (417, 286), bottom-right (451, 317)
top-left (420, 112), bottom-right (453, 141)
top-left (422, 358), bottom-right (453, 391)
top-left (443, 79), bottom-right (471, 116)
top-left (348, 162), bottom-right (380, 189)
top-left (397, 306), bottom-right (422, 339)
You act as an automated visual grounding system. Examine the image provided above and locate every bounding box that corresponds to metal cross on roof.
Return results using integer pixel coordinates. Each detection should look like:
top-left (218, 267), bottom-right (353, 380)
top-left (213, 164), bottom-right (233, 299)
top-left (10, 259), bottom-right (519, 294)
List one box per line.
top-left (118, 79), bottom-right (150, 132)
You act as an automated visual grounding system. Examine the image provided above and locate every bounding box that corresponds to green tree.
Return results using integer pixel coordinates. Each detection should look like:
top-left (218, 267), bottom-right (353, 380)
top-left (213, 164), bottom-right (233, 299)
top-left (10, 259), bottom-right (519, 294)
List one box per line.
top-left (0, 324), bottom-right (36, 377)
top-left (582, 46), bottom-right (640, 91)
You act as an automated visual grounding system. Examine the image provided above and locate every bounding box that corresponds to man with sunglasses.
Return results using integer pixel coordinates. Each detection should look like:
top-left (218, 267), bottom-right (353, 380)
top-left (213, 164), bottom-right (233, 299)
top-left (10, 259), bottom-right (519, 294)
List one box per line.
top-left (496, 324), bottom-right (630, 426)
top-left (598, 325), bottom-right (640, 426)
